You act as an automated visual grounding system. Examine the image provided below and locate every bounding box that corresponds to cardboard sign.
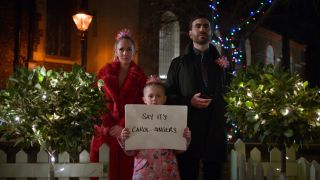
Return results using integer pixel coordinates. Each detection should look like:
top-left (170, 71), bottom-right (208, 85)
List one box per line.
top-left (124, 104), bottom-right (187, 150)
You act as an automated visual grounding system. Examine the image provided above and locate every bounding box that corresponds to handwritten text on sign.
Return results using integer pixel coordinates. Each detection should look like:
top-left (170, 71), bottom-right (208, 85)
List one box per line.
top-left (125, 104), bottom-right (187, 150)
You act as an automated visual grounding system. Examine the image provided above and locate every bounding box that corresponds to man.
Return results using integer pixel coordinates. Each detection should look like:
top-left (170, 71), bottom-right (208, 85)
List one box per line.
top-left (166, 14), bottom-right (229, 180)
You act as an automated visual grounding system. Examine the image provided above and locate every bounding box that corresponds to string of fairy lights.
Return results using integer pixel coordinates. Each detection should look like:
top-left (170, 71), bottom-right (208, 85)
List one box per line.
top-left (209, 0), bottom-right (273, 67)
top-left (209, 0), bottom-right (274, 141)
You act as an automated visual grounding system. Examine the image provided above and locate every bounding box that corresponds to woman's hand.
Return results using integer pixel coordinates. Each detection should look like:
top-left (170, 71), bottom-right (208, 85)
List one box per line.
top-left (121, 128), bottom-right (130, 141)
top-left (109, 125), bottom-right (123, 138)
top-left (94, 125), bottom-right (108, 137)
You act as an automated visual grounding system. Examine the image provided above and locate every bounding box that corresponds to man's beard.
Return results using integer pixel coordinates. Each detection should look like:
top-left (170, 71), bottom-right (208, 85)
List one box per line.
top-left (194, 36), bottom-right (211, 45)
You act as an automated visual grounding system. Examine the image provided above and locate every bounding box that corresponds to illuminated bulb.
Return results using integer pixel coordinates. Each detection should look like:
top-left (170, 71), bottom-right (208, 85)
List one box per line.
top-left (254, 114), bottom-right (259, 120)
top-left (280, 108), bottom-right (290, 116)
top-left (247, 92), bottom-right (253, 98)
top-left (42, 95), bottom-right (47, 100)
top-left (15, 116), bottom-right (20, 122)
top-left (32, 124), bottom-right (36, 132)
top-left (51, 156), bottom-right (55, 163)
top-left (270, 88), bottom-right (274, 93)
top-left (59, 168), bottom-right (65, 172)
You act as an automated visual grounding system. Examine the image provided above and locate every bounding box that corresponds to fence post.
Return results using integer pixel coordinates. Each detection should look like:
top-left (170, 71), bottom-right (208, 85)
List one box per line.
top-left (250, 147), bottom-right (261, 162)
top-left (286, 146), bottom-right (296, 162)
top-left (267, 166), bottom-right (274, 180)
top-left (247, 158), bottom-right (254, 180)
top-left (256, 162), bottom-right (264, 180)
top-left (58, 151), bottom-right (70, 180)
top-left (231, 149), bottom-right (238, 180)
top-left (99, 144), bottom-right (109, 180)
top-left (310, 160), bottom-right (320, 180)
top-left (234, 139), bottom-right (246, 162)
top-left (297, 157), bottom-right (310, 180)
top-left (235, 139), bottom-right (246, 180)
top-left (37, 149), bottom-right (50, 180)
top-left (16, 150), bottom-right (28, 180)
top-left (239, 153), bottom-right (246, 180)
top-left (270, 147), bottom-right (281, 177)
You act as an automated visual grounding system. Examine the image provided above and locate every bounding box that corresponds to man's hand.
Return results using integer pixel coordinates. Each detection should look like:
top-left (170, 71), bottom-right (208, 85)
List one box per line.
top-left (109, 125), bottom-right (123, 138)
top-left (190, 93), bottom-right (212, 108)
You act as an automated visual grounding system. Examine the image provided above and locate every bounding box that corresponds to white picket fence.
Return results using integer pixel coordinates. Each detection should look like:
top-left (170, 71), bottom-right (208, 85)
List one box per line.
top-left (0, 144), bottom-right (109, 179)
top-left (230, 139), bottom-right (320, 180)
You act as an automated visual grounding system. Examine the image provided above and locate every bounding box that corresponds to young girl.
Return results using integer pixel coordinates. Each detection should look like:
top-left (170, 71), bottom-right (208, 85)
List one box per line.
top-left (119, 76), bottom-right (191, 180)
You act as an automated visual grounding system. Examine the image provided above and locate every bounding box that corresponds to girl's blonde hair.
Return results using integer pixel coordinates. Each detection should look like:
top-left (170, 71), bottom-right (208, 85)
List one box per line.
top-left (143, 75), bottom-right (166, 94)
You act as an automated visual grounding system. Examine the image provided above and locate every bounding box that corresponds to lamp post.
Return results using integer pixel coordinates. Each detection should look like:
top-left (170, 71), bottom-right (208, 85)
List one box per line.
top-left (72, 12), bottom-right (93, 70)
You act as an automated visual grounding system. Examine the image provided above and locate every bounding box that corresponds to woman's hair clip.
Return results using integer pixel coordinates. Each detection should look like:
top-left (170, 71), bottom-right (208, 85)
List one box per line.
top-left (116, 29), bottom-right (132, 40)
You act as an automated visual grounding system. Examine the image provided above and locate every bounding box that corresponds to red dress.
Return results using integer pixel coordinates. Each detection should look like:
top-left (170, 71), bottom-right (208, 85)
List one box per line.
top-left (90, 61), bottom-right (147, 180)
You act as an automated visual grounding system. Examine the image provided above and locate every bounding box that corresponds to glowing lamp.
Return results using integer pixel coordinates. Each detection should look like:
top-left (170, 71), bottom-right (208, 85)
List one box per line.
top-left (72, 12), bottom-right (93, 32)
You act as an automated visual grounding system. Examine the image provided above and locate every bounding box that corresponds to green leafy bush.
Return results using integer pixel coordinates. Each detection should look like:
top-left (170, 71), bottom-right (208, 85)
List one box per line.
top-left (225, 64), bottom-right (320, 148)
top-left (0, 65), bottom-right (107, 153)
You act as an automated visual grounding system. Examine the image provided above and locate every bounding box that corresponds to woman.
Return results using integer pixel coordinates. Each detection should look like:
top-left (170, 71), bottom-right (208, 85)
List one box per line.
top-left (90, 29), bottom-right (147, 180)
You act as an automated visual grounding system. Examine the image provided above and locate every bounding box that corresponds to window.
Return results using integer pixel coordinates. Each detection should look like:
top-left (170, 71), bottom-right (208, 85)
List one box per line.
top-left (45, 0), bottom-right (76, 58)
top-left (159, 11), bottom-right (180, 79)
top-left (265, 45), bottom-right (275, 65)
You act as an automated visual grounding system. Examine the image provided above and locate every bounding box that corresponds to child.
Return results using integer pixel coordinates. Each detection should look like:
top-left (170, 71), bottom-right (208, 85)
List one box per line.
top-left (118, 76), bottom-right (191, 180)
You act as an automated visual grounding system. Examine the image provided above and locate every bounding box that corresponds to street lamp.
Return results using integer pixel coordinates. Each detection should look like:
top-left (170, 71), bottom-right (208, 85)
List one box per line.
top-left (72, 11), bottom-right (93, 70)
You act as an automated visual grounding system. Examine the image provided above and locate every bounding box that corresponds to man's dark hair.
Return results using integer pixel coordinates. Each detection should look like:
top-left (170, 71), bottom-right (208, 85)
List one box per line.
top-left (189, 13), bottom-right (212, 30)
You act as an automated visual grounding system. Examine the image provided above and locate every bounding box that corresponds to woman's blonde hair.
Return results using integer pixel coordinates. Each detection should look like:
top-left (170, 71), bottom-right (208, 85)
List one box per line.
top-left (113, 29), bottom-right (135, 61)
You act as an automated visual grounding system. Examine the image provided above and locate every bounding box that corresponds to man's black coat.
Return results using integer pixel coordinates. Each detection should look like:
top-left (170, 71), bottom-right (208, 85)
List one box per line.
top-left (166, 42), bottom-right (228, 162)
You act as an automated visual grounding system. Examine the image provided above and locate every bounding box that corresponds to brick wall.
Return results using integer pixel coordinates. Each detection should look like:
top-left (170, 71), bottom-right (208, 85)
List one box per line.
top-left (0, 0), bottom-right (17, 89)
top-left (0, 0), bottom-right (33, 89)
